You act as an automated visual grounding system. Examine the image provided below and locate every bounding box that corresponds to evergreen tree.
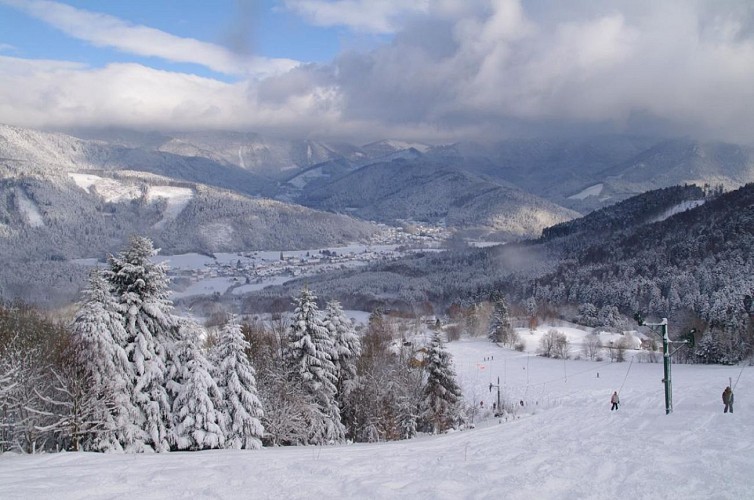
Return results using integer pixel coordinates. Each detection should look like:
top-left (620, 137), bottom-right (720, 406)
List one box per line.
top-left (323, 300), bottom-right (361, 398)
top-left (421, 331), bottom-right (462, 434)
top-left (105, 236), bottom-right (175, 452)
top-left (283, 288), bottom-right (344, 445)
top-left (70, 268), bottom-right (140, 452)
top-left (489, 295), bottom-right (513, 344)
top-left (212, 319), bottom-right (265, 450)
top-left (168, 321), bottom-right (226, 451)
top-left (324, 300), bottom-right (361, 441)
top-left (578, 303), bottom-right (599, 328)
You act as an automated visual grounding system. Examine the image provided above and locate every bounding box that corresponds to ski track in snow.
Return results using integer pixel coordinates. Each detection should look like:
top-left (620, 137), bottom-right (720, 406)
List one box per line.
top-left (568, 183), bottom-right (603, 200)
top-left (146, 186), bottom-right (194, 229)
top-left (238, 146), bottom-right (245, 169)
top-left (14, 188), bottom-right (44, 227)
top-left (1, 328), bottom-right (753, 500)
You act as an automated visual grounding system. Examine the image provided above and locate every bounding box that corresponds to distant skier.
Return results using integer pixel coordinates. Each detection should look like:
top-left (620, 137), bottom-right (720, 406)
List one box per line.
top-left (610, 391), bottom-right (620, 411)
top-left (722, 386), bottom-right (734, 413)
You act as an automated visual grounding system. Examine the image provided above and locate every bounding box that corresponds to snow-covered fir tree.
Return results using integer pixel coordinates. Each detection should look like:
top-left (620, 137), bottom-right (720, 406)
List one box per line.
top-left (421, 331), bottom-right (462, 434)
top-left (69, 268), bottom-right (140, 452)
top-left (104, 236), bottom-right (175, 452)
top-left (211, 318), bottom-right (264, 450)
top-left (323, 300), bottom-right (361, 398)
top-left (283, 288), bottom-right (345, 445)
top-left (488, 294), bottom-right (513, 344)
top-left (167, 320), bottom-right (226, 451)
top-left (694, 329), bottom-right (742, 365)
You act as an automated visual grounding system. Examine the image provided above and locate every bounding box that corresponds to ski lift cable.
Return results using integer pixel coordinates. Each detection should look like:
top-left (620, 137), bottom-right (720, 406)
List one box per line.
top-left (503, 358), bottom-right (615, 392)
top-left (483, 351), bottom-right (641, 402)
top-left (733, 361), bottom-right (748, 390)
top-left (618, 357), bottom-right (634, 393)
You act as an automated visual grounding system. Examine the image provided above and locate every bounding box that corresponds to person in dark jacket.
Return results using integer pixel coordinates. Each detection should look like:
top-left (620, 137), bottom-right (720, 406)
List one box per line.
top-left (722, 386), bottom-right (734, 413)
top-left (610, 391), bottom-right (620, 411)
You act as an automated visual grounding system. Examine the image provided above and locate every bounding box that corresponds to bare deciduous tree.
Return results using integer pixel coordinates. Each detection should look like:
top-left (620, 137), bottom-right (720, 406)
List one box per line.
top-left (583, 334), bottom-right (602, 361)
top-left (540, 329), bottom-right (569, 359)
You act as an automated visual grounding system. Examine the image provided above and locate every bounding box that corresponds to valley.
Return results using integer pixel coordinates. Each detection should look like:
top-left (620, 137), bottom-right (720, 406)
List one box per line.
top-left (159, 224), bottom-right (451, 302)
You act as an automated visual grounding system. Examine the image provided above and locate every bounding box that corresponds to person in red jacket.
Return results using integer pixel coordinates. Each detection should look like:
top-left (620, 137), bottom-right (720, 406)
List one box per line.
top-left (722, 386), bottom-right (734, 413)
top-left (610, 391), bottom-right (620, 411)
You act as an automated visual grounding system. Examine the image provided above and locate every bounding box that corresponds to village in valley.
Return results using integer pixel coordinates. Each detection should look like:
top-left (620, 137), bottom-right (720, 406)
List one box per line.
top-left (164, 223), bottom-right (451, 300)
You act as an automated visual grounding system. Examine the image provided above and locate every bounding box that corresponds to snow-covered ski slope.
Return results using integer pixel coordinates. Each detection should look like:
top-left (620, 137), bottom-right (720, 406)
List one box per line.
top-left (2, 324), bottom-right (753, 500)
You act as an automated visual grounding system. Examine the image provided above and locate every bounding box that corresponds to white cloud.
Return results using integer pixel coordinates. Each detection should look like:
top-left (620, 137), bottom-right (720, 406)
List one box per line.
top-left (0, 0), bottom-right (298, 78)
top-left (323, 0), bottom-right (754, 142)
top-left (283, 0), bottom-right (431, 34)
top-left (2, 0), bottom-right (754, 144)
top-left (0, 56), bottom-right (339, 133)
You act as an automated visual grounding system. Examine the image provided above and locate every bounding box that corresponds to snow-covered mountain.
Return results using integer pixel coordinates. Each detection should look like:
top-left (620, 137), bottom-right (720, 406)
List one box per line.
top-left (297, 159), bottom-right (579, 240)
top-left (4, 123), bottom-right (754, 306)
top-left (595, 138), bottom-right (754, 197)
top-left (0, 124), bottom-right (272, 195)
top-left (361, 139), bottom-right (431, 157)
top-left (421, 136), bottom-right (754, 213)
top-left (67, 127), bottom-right (366, 180)
top-left (281, 135), bottom-right (754, 217)
top-left (408, 136), bottom-right (655, 213)
top-left (0, 125), bottom-right (380, 305)
top-left (57, 126), bottom-right (754, 216)
top-left (157, 130), bottom-right (367, 180)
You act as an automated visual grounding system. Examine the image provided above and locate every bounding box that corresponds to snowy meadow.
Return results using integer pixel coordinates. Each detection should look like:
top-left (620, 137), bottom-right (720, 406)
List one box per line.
top-left (2, 324), bottom-right (752, 500)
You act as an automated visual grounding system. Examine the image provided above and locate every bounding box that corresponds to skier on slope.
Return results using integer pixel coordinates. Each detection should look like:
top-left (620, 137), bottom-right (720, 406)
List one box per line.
top-left (610, 391), bottom-right (620, 411)
top-left (722, 386), bottom-right (734, 414)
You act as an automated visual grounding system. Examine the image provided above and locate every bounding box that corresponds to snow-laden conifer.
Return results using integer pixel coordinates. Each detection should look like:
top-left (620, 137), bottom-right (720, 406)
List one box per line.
top-left (283, 288), bottom-right (344, 444)
top-left (105, 236), bottom-right (175, 452)
top-left (211, 319), bottom-right (264, 449)
top-left (70, 268), bottom-right (140, 451)
top-left (168, 321), bottom-right (226, 451)
top-left (421, 331), bottom-right (462, 434)
top-left (488, 294), bottom-right (513, 344)
top-left (323, 300), bottom-right (361, 397)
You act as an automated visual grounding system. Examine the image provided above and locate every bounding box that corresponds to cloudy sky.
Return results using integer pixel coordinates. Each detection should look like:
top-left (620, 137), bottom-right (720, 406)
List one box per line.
top-left (0, 0), bottom-right (753, 144)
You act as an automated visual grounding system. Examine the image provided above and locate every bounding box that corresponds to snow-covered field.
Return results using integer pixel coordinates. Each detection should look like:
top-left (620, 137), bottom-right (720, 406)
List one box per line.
top-left (2, 324), bottom-right (752, 499)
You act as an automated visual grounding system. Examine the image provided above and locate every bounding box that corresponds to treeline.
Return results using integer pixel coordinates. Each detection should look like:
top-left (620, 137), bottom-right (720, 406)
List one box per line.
top-left (0, 237), bottom-right (463, 454)
top-left (541, 184), bottom-right (706, 242)
top-left (527, 183), bottom-right (754, 363)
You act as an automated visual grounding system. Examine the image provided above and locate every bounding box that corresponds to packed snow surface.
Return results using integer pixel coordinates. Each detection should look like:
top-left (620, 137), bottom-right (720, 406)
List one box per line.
top-left (568, 183), bottom-right (604, 200)
top-left (648, 199), bottom-right (706, 224)
top-left (146, 186), bottom-right (194, 229)
top-left (67, 173), bottom-right (141, 202)
top-left (2, 325), bottom-right (752, 499)
top-left (14, 188), bottom-right (44, 227)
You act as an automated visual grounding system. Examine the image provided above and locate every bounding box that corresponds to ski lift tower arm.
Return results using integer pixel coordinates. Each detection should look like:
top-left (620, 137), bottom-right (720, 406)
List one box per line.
top-left (637, 315), bottom-right (674, 414)
top-left (634, 315), bottom-right (695, 414)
